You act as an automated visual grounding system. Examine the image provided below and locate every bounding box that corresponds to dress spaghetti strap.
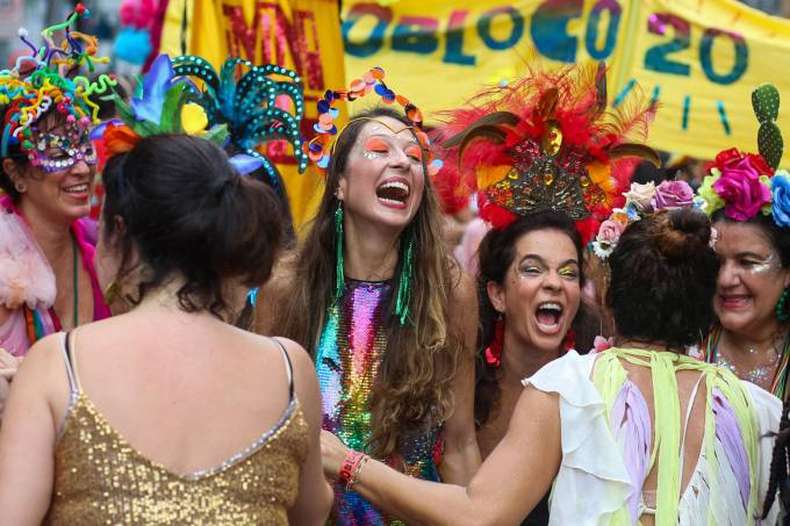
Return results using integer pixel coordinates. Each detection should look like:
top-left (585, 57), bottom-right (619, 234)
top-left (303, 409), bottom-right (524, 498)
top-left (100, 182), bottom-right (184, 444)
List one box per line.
top-left (60, 331), bottom-right (80, 396)
top-left (270, 337), bottom-right (294, 401)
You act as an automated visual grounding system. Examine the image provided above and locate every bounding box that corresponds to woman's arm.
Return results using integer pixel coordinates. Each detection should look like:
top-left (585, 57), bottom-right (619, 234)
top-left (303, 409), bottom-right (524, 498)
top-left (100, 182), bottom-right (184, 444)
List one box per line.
top-left (439, 270), bottom-right (481, 484)
top-left (254, 252), bottom-right (295, 335)
top-left (322, 385), bottom-right (562, 526)
top-left (283, 339), bottom-right (334, 525)
top-left (0, 336), bottom-right (63, 524)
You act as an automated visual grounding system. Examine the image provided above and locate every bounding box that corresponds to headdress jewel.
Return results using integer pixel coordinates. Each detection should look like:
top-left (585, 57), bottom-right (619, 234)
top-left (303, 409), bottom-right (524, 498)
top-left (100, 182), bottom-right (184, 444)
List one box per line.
top-left (433, 62), bottom-right (659, 244)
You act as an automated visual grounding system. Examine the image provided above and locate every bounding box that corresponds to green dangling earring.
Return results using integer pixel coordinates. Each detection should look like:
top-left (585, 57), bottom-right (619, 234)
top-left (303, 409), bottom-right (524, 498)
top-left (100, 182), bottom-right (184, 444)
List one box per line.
top-left (394, 228), bottom-right (415, 326)
top-left (333, 202), bottom-right (345, 303)
top-left (776, 287), bottom-right (790, 322)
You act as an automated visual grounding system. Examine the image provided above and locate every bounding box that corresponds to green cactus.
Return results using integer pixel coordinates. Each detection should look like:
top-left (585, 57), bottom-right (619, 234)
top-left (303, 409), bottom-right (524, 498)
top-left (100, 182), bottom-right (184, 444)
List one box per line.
top-left (752, 84), bottom-right (783, 169)
top-left (758, 122), bottom-right (783, 170)
top-left (752, 84), bottom-right (780, 122)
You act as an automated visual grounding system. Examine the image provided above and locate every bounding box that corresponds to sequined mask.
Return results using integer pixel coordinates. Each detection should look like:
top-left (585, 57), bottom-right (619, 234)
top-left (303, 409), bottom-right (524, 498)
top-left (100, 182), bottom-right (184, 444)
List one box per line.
top-left (29, 124), bottom-right (96, 173)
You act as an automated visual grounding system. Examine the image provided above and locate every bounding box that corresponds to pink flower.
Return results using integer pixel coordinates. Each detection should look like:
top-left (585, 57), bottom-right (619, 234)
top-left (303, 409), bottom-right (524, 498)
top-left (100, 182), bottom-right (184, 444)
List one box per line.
top-left (596, 220), bottom-right (624, 244)
top-left (713, 153), bottom-right (772, 221)
top-left (651, 180), bottom-right (694, 210)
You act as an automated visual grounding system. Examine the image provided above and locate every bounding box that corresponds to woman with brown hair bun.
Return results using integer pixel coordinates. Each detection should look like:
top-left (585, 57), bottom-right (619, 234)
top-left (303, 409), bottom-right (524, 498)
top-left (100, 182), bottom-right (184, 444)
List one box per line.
top-left (0, 53), bottom-right (332, 524)
top-left (322, 202), bottom-right (781, 525)
top-left (0, 134), bottom-right (333, 525)
top-left (257, 69), bottom-right (480, 524)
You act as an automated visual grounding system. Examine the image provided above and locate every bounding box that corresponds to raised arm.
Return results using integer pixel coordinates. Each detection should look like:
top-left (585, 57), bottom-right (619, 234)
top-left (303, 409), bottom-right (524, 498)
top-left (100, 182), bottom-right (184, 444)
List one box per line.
top-left (254, 251), bottom-right (295, 335)
top-left (0, 335), bottom-right (64, 524)
top-left (322, 384), bottom-right (562, 525)
top-left (439, 270), bottom-right (481, 485)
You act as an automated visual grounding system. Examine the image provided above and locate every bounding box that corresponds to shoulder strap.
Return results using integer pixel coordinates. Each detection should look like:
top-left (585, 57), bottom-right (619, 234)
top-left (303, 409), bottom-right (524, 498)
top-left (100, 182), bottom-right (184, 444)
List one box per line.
top-left (271, 337), bottom-right (294, 401)
top-left (60, 331), bottom-right (80, 395)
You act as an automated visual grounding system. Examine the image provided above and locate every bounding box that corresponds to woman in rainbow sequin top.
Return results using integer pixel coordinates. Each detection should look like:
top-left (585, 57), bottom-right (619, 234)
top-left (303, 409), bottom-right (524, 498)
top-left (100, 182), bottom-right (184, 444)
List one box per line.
top-left (259, 107), bottom-right (480, 524)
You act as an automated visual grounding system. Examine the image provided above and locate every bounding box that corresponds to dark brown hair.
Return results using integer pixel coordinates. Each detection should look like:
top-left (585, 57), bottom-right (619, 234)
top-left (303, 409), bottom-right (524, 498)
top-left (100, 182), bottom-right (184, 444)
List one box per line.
top-left (475, 211), bottom-right (592, 427)
top-left (274, 107), bottom-right (464, 459)
top-left (608, 207), bottom-right (719, 348)
top-left (762, 398), bottom-right (790, 522)
top-left (102, 134), bottom-right (283, 320)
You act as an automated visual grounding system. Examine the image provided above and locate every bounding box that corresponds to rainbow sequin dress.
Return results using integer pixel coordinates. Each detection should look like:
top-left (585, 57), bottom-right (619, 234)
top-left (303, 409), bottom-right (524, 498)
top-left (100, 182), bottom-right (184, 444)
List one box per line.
top-left (315, 279), bottom-right (441, 525)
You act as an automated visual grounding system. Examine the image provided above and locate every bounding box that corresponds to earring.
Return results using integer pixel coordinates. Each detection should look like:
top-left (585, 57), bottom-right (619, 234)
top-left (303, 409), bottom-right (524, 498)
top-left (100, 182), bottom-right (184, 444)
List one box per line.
top-left (776, 287), bottom-right (790, 322)
top-left (13, 180), bottom-right (26, 193)
top-left (394, 228), bottom-right (415, 326)
top-left (484, 315), bottom-right (505, 367)
top-left (103, 280), bottom-right (121, 305)
top-left (333, 202), bottom-right (345, 303)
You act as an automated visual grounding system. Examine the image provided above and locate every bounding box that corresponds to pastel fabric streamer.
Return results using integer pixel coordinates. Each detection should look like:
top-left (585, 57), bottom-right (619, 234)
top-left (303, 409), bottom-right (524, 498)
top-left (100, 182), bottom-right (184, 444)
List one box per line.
top-left (522, 349), bottom-right (781, 525)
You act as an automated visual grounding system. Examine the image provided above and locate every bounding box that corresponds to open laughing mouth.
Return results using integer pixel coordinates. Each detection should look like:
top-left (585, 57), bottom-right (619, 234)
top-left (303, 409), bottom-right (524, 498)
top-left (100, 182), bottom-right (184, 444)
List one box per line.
top-left (718, 294), bottom-right (751, 311)
top-left (376, 178), bottom-right (410, 209)
top-left (535, 302), bottom-right (564, 334)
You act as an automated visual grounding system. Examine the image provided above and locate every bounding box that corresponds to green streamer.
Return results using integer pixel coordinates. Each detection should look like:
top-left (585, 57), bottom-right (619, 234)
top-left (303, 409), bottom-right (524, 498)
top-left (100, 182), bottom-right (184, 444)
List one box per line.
top-left (395, 230), bottom-right (415, 326)
top-left (333, 203), bottom-right (345, 303)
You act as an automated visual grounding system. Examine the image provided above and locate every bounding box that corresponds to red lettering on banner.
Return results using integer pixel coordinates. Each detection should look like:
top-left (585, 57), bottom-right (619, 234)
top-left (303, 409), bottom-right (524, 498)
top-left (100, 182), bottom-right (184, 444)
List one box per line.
top-left (221, 1), bottom-right (325, 91)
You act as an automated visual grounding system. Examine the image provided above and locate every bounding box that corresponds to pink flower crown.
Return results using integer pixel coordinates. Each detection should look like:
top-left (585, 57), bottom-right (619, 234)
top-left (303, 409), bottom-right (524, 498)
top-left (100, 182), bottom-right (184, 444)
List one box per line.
top-left (591, 179), bottom-right (699, 259)
top-left (695, 83), bottom-right (789, 228)
top-left (696, 148), bottom-right (790, 228)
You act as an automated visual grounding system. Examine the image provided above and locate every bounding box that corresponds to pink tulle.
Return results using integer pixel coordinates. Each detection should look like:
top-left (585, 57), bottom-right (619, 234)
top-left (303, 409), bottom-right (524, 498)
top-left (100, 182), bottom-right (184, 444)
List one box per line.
top-left (0, 211), bottom-right (56, 310)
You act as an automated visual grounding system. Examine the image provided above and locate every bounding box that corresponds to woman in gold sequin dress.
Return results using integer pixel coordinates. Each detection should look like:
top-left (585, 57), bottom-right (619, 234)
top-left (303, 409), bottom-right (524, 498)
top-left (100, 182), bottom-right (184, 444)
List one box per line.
top-left (0, 135), bottom-right (333, 524)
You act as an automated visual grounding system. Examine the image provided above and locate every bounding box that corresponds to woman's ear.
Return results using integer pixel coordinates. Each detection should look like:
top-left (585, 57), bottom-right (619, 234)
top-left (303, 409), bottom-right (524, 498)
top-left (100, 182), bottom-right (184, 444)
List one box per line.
top-left (486, 280), bottom-right (506, 314)
top-left (2, 158), bottom-right (23, 183)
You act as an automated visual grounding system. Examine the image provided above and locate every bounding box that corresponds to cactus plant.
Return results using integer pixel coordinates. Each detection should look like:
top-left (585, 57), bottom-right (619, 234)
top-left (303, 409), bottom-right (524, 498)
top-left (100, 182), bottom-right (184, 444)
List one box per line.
top-left (752, 84), bottom-right (783, 169)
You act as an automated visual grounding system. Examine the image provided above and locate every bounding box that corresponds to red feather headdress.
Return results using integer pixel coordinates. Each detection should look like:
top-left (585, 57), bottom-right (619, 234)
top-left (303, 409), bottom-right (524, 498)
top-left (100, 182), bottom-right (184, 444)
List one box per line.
top-left (432, 63), bottom-right (658, 244)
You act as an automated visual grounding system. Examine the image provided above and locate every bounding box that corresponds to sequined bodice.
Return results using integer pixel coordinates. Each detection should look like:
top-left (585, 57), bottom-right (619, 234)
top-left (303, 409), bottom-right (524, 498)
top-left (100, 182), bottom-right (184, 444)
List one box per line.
top-left (44, 393), bottom-right (308, 525)
top-left (316, 279), bottom-right (440, 525)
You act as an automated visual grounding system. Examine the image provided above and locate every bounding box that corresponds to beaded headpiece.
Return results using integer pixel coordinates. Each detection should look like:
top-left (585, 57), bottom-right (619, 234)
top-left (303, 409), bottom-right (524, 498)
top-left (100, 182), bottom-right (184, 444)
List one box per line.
top-left (433, 63), bottom-right (658, 243)
top-left (696, 84), bottom-right (789, 228)
top-left (0, 3), bottom-right (115, 170)
top-left (304, 66), bottom-right (443, 176)
top-left (168, 55), bottom-right (306, 194)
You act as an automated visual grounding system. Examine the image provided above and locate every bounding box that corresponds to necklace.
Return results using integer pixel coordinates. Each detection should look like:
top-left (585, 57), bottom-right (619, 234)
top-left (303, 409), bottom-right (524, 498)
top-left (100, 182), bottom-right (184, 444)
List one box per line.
top-left (709, 327), bottom-right (789, 395)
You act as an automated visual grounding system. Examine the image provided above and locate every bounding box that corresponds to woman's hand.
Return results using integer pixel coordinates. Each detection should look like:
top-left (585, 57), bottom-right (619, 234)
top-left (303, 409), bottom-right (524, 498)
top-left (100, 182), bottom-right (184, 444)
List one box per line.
top-left (320, 430), bottom-right (351, 481)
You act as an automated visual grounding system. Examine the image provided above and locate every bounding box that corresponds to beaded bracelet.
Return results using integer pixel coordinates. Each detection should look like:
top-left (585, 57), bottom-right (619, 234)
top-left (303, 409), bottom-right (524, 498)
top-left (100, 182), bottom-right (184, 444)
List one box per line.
top-left (347, 454), bottom-right (370, 491)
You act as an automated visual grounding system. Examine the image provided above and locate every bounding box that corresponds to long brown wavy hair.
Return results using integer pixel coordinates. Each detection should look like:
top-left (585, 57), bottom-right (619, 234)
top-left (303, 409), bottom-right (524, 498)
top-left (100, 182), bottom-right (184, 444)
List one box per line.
top-left (275, 107), bottom-right (464, 459)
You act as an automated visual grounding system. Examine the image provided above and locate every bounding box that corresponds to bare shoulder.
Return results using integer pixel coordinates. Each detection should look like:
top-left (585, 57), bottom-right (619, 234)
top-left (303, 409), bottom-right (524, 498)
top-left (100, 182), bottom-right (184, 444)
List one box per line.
top-left (18, 333), bottom-right (64, 375)
top-left (11, 332), bottom-right (70, 411)
top-left (271, 336), bottom-right (312, 371)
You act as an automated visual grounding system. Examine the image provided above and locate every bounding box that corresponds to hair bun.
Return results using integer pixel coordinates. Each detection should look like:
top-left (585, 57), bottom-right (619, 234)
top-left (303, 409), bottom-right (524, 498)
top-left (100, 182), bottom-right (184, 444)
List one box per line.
top-left (654, 208), bottom-right (711, 259)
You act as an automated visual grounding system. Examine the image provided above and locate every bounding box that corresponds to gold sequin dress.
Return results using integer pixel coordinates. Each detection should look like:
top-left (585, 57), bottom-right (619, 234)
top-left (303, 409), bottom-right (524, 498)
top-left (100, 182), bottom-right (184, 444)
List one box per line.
top-left (44, 334), bottom-right (308, 525)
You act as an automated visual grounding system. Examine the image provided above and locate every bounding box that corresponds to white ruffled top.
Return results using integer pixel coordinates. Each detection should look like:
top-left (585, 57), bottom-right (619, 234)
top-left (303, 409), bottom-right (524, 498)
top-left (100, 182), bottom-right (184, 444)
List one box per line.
top-left (523, 350), bottom-right (781, 525)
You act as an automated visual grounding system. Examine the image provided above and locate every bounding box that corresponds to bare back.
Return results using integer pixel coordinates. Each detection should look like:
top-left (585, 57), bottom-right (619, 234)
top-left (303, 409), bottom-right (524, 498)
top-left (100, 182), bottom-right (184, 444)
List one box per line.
top-left (52, 312), bottom-right (293, 475)
top-left (616, 359), bottom-right (707, 526)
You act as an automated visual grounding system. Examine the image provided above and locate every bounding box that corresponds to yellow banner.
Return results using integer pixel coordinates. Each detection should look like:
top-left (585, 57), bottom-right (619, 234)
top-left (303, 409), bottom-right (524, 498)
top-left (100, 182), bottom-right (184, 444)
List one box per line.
top-left (343, 0), bottom-right (790, 165)
top-left (159, 0), bottom-right (348, 230)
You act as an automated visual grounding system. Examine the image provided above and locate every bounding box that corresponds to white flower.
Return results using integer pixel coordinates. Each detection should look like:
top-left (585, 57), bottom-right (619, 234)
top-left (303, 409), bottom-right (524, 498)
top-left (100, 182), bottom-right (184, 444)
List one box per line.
top-left (624, 181), bottom-right (656, 212)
